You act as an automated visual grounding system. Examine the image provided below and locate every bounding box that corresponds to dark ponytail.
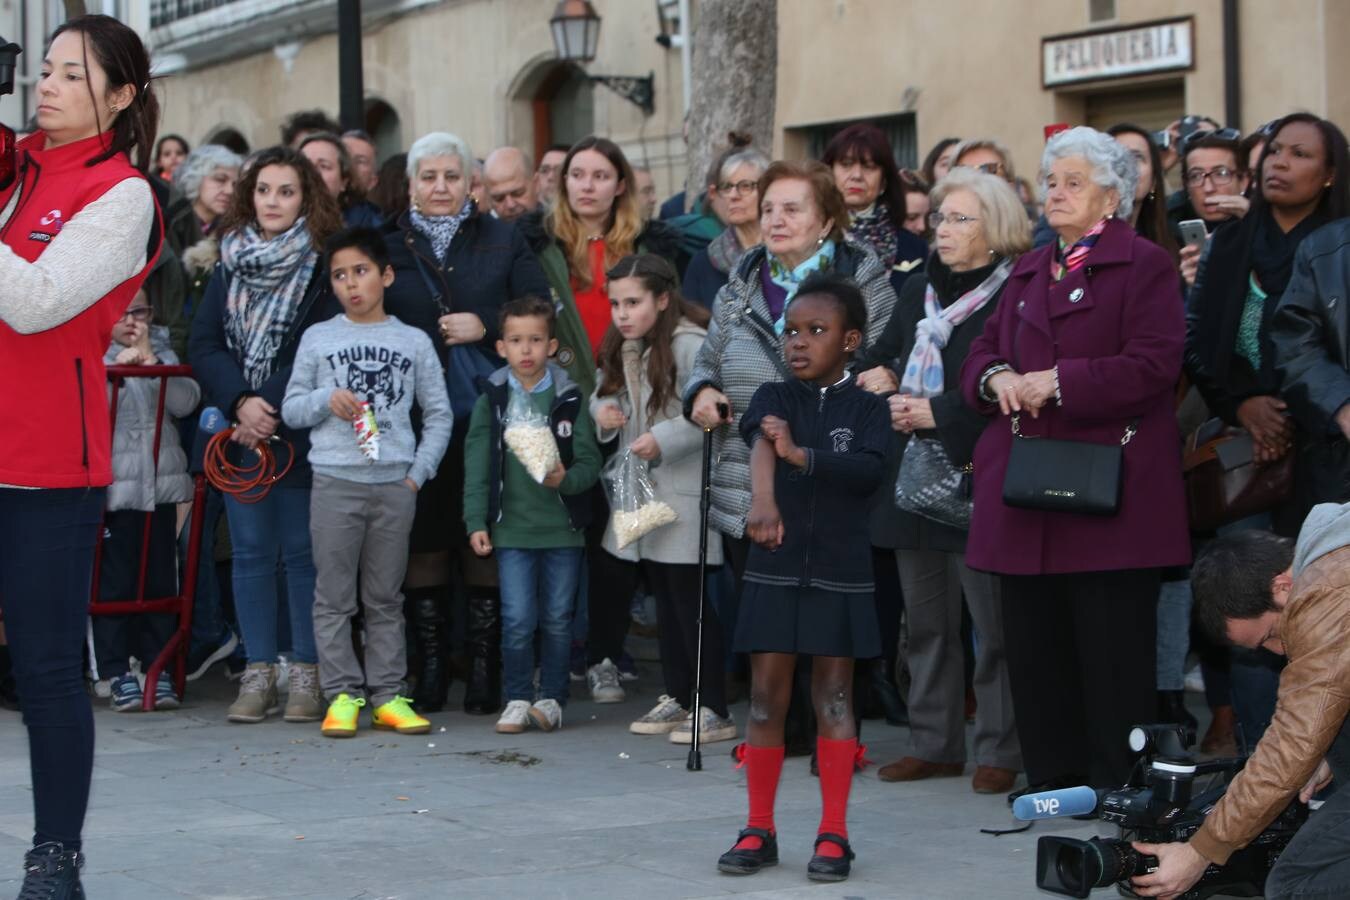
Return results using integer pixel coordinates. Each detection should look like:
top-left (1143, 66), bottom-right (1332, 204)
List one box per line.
top-left (51, 15), bottom-right (159, 170)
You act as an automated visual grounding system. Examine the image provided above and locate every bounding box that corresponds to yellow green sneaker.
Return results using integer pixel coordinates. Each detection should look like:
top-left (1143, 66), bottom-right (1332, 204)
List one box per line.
top-left (372, 695), bottom-right (431, 734)
top-left (321, 693), bottom-right (365, 738)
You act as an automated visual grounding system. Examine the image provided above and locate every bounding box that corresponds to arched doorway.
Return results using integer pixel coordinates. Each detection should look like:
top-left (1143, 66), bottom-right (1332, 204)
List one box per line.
top-left (203, 127), bottom-right (249, 155)
top-left (526, 63), bottom-right (595, 162)
top-left (364, 99), bottom-right (402, 161)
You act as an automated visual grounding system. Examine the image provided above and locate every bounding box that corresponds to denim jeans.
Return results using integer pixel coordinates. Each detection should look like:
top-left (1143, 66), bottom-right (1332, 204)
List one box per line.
top-left (223, 486), bottom-right (317, 664)
top-left (0, 487), bottom-right (104, 849)
top-left (497, 547), bottom-right (581, 704)
top-left (1156, 578), bottom-right (1192, 691)
top-left (1264, 771), bottom-right (1350, 898)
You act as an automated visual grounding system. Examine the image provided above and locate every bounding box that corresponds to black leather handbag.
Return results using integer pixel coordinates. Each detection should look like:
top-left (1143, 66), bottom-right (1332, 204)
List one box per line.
top-left (1001, 414), bottom-right (1136, 516)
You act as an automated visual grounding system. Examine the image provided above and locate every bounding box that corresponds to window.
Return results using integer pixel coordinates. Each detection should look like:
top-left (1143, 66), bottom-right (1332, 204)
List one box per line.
top-left (796, 113), bottom-right (918, 171)
top-left (1089, 0), bottom-right (1116, 23)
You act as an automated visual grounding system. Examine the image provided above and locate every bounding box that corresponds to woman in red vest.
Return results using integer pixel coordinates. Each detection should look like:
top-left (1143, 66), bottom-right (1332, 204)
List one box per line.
top-left (0, 15), bottom-right (161, 896)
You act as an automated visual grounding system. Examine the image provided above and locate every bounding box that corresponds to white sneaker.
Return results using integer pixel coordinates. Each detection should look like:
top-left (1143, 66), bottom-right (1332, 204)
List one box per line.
top-left (669, 707), bottom-right (736, 744)
top-left (630, 695), bottom-right (687, 734)
top-left (587, 658), bottom-right (626, 704)
top-left (1184, 665), bottom-right (1205, 694)
top-left (529, 698), bottom-right (563, 732)
top-left (496, 699), bottom-right (532, 734)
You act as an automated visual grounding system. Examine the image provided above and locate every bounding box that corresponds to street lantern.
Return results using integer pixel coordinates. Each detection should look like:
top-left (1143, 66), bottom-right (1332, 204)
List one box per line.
top-left (548, 0), bottom-right (654, 116)
top-left (549, 0), bottom-right (601, 63)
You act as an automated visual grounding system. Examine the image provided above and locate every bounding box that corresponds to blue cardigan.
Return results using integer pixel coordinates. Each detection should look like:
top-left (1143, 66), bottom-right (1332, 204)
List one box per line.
top-left (739, 376), bottom-right (890, 592)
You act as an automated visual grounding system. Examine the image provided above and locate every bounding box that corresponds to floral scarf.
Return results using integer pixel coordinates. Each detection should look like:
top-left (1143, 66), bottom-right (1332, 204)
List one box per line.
top-left (1052, 217), bottom-right (1108, 281)
top-left (220, 218), bottom-right (317, 389)
top-left (847, 201), bottom-right (901, 269)
top-left (901, 259), bottom-right (1013, 398)
top-left (411, 198), bottom-right (473, 261)
top-left (707, 226), bottom-right (745, 275)
top-left (766, 240), bottom-right (836, 334)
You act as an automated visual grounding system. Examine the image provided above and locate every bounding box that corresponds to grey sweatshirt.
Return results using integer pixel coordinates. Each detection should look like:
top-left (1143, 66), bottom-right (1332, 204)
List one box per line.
top-left (1293, 502), bottom-right (1350, 577)
top-left (282, 314), bottom-right (452, 486)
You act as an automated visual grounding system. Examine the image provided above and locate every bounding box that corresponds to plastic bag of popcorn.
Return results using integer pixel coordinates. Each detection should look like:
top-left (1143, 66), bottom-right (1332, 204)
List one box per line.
top-left (503, 387), bottom-right (560, 483)
top-left (603, 449), bottom-right (678, 549)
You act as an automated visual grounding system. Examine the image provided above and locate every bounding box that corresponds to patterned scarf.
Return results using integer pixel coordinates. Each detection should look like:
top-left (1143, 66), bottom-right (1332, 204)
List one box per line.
top-left (1052, 217), bottom-right (1108, 281)
top-left (411, 198), bottom-right (473, 261)
top-left (847, 201), bottom-right (901, 269)
top-left (767, 240), bottom-right (836, 334)
top-left (220, 219), bottom-right (318, 389)
top-left (901, 259), bottom-right (1013, 398)
top-left (707, 226), bottom-right (745, 275)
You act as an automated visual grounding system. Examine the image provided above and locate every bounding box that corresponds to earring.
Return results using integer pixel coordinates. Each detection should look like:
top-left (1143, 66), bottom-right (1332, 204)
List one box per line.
top-left (816, 235), bottom-right (826, 247)
top-left (108, 106), bottom-right (119, 115)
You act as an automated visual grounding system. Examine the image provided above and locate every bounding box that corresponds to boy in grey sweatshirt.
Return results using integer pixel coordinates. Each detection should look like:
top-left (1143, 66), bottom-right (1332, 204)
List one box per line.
top-left (282, 227), bottom-right (451, 738)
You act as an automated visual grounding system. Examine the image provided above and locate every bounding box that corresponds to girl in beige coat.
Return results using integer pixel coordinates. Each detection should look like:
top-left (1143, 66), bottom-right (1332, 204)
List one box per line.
top-left (590, 255), bottom-right (734, 743)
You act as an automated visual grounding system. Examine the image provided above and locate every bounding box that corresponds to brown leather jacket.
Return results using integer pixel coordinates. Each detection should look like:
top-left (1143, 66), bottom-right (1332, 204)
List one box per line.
top-left (1191, 545), bottom-right (1350, 864)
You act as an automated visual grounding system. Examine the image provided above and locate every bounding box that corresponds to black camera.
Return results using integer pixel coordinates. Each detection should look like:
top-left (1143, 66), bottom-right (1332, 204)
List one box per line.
top-left (1035, 725), bottom-right (1306, 899)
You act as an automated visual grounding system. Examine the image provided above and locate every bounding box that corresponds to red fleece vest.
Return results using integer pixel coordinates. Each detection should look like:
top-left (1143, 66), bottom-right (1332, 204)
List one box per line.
top-left (0, 132), bottom-right (161, 487)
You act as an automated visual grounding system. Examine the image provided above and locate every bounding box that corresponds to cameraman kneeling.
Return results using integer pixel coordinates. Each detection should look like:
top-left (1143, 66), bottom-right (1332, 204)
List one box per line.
top-left (1132, 502), bottom-right (1350, 900)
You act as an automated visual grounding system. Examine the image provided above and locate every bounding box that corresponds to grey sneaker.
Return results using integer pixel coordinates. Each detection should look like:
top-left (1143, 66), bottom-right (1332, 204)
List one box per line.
top-left (586, 658), bottom-right (625, 704)
top-left (630, 694), bottom-right (687, 734)
top-left (529, 698), bottom-right (563, 732)
top-left (283, 662), bottom-right (323, 722)
top-left (496, 699), bottom-right (532, 734)
top-left (227, 663), bottom-right (278, 723)
top-left (669, 707), bottom-right (736, 744)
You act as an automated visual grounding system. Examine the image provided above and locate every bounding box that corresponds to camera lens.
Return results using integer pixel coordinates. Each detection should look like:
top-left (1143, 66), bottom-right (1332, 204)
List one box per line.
top-left (1036, 836), bottom-right (1152, 897)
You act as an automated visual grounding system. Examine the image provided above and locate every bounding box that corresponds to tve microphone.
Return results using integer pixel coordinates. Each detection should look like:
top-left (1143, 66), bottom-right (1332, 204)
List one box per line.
top-left (199, 406), bottom-right (229, 435)
top-left (1012, 785), bottom-right (1100, 821)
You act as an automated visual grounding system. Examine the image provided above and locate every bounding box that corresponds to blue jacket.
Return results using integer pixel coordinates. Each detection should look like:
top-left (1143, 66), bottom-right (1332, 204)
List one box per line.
top-left (739, 376), bottom-right (890, 592)
top-left (681, 247), bottom-right (728, 309)
top-left (187, 258), bottom-right (340, 487)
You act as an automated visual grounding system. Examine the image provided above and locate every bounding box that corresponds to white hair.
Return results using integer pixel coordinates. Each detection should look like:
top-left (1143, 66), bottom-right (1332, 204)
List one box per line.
top-left (718, 147), bottom-right (771, 185)
top-left (173, 144), bottom-right (243, 202)
top-left (406, 132), bottom-right (474, 179)
top-left (1039, 126), bottom-right (1138, 220)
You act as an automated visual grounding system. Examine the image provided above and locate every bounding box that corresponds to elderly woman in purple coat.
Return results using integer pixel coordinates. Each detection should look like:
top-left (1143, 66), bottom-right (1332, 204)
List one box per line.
top-left (959, 127), bottom-right (1189, 792)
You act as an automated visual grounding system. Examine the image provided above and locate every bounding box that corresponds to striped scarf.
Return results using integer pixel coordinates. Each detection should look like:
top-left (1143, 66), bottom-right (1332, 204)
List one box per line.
top-left (220, 218), bottom-right (318, 389)
top-left (1052, 217), bottom-right (1108, 281)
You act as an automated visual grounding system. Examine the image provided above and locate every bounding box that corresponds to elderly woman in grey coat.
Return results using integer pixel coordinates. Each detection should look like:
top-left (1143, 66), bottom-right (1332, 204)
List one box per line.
top-left (684, 158), bottom-right (899, 612)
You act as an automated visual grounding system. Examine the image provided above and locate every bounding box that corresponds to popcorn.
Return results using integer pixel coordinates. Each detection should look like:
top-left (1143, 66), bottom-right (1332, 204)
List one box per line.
top-left (612, 500), bottom-right (678, 549)
top-left (354, 401), bottom-right (380, 460)
top-left (504, 422), bottom-right (559, 483)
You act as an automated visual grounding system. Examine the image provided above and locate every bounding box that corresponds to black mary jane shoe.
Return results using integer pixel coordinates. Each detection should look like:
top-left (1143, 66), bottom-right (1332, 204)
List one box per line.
top-left (717, 827), bottom-right (779, 875)
top-left (806, 833), bottom-right (855, 882)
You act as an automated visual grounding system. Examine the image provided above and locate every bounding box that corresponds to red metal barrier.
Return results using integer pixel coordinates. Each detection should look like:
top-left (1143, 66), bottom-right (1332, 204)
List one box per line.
top-left (89, 364), bottom-right (205, 711)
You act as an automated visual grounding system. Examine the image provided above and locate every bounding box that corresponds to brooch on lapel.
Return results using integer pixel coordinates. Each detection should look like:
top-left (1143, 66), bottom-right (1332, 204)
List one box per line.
top-left (1069, 288), bottom-right (1084, 303)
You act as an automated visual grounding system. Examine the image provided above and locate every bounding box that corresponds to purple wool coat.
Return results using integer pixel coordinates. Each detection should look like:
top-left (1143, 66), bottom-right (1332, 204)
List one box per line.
top-left (958, 217), bottom-right (1191, 576)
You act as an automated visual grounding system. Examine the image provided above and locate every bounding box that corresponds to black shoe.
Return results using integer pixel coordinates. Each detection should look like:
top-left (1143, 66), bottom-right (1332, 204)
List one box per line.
top-left (462, 590), bottom-right (501, 715)
top-left (717, 827), bottom-right (778, 875)
top-left (1007, 773), bottom-right (1089, 806)
top-left (408, 589), bottom-right (451, 713)
top-left (20, 842), bottom-right (84, 899)
top-left (807, 833), bottom-right (855, 882)
top-left (1157, 690), bottom-right (1199, 747)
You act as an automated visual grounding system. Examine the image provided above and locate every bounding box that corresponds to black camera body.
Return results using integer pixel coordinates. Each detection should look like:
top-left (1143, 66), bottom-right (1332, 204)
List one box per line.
top-left (1036, 725), bottom-right (1306, 899)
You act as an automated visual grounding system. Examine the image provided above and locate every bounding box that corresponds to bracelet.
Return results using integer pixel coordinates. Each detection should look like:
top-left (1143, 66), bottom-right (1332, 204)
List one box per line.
top-left (979, 364), bottom-right (1013, 403)
top-left (1052, 365), bottom-right (1062, 407)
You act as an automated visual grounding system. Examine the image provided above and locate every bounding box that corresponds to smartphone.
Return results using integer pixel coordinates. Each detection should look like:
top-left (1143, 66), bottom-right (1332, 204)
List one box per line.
top-left (1178, 218), bottom-right (1209, 250)
top-left (1152, 129), bottom-right (1172, 151)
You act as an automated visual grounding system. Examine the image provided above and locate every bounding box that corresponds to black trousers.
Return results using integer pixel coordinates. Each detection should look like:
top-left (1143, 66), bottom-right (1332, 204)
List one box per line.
top-left (1001, 568), bottom-right (1159, 789)
top-left (0, 487), bottom-right (104, 850)
top-left (589, 549), bottom-right (728, 717)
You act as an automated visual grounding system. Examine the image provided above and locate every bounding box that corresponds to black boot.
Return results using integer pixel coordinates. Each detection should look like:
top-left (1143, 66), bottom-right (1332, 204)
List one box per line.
top-left (463, 589), bottom-right (501, 715)
top-left (0, 645), bottom-right (18, 711)
top-left (21, 842), bottom-right (84, 899)
top-left (408, 588), bottom-right (450, 712)
top-left (1157, 690), bottom-right (1199, 747)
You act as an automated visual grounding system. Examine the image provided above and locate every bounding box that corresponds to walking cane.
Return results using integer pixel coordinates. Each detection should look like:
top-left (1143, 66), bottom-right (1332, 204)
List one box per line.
top-left (688, 402), bottom-right (727, 771)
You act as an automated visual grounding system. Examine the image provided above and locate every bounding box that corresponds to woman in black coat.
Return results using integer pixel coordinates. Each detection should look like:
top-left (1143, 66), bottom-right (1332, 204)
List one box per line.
top-left (855, 168), bottom-right (1030, 795)
top-left (381, 131), bottom-right (551, 716)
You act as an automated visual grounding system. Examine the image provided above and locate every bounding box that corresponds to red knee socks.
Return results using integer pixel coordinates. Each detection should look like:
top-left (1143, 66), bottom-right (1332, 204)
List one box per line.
top-left (734, 743), bottom-right (785, 850)
top-left (815, 737), bottom-right (858, 858)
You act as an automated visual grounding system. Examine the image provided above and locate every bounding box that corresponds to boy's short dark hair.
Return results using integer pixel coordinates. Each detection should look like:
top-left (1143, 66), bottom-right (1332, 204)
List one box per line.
top-left (1192, 530), bottom-right (1295, 643)
top-left (790, 272), bottom-right (868, 334)
top-left (499, 295), bottom-right (557, 337)
top-left (325, 226), bottom-right (390, 273)
top-left (281, 109), bottom-right (342, 147)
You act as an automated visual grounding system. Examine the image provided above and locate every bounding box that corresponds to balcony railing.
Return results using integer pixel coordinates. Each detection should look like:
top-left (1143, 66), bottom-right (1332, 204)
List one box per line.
top-left (150, 0), bottom-right (245, 29)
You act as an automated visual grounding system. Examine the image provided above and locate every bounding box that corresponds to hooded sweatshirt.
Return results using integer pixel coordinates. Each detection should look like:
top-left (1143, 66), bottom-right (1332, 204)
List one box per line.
top-left (1292, 502), bottom-right (1350, 577)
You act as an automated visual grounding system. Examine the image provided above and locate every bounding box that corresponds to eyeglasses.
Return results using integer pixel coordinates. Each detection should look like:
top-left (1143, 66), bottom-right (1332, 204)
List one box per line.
top-left (1185, 166), bottom-right (1240, 187)
top-left (120, 307), bottom-right (152, 322)
top-left (1180, 127), bottom-right (1242, 154)
top-left (718, 180), bottom-right (758, 196)
top-left (927, 212), bottom-right (980, 229)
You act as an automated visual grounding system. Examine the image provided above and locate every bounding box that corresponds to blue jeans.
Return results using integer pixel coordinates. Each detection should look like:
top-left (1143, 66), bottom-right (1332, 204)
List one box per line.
top-left (1156, 578), bottom-right (1192, 691)
top-left (223, 487), bottom-right (317, 664)
top-left (497, 547), bottom-right (581, 703)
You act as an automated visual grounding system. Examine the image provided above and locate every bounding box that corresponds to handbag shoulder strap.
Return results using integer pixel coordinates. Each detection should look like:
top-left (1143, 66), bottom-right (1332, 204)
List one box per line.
top-left (1010, 413), bottom-right (1137, 445)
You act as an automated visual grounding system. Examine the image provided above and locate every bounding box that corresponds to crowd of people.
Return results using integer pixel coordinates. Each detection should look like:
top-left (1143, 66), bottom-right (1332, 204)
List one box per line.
top-left (5, 12), bottom-right (1350, 898)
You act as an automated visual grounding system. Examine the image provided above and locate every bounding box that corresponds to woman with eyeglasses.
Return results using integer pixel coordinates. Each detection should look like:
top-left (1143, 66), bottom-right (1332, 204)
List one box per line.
top-left (1172, 129), bottom-right (1251, 287)
top-left (682, 141), bottom-right (771, 308)
top-left (855, 169), bottom-right (1030, 795)
top-left (823, 124), bottom-right (928, 297)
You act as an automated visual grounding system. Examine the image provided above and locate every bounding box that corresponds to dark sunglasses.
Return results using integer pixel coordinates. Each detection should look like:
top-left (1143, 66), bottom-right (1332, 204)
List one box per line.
top-left (1180, 127), bottom-right (1242, 154)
